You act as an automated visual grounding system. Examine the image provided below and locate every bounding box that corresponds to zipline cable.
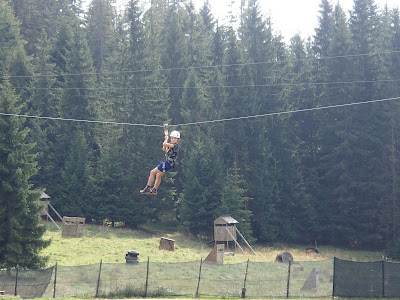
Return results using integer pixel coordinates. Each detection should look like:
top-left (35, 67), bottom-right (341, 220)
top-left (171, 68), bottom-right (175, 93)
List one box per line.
top-left (1, 96), bottom-right (400, 128)
top-left (0, 112), bottom-right (163, 127)
top-left (9, 78), bottom-right (400, 90)
top-left (171, 96), bottom-right (400, 127)
top-left (1, 50), bottom-right (399, 79)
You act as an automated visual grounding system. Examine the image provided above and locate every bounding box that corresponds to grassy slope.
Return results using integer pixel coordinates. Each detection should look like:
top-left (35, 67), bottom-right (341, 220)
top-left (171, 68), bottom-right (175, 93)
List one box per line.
top-left (40, 221), bottom-right (385, 268)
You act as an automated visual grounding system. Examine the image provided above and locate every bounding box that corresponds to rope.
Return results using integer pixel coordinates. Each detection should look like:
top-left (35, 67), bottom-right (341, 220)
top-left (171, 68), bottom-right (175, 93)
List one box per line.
top-left (1, 96), bottom-right (399, 128)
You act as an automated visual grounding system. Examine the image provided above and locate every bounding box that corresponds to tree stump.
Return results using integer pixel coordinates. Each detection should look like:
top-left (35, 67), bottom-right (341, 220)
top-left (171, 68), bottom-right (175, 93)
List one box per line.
top-left (159, 237), bottom-right (175, 251)
top-left (306, 247), bottom-right (319, 254)
top-left (274, 251), bottom-right (294, 263)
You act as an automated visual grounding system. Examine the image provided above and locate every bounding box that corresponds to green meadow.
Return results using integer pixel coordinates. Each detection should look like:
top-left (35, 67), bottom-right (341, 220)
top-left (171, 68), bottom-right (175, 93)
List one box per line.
top-left (40, 221), bottom-right (385, 267)
top-left (3, 223), bottom-right (396, 299)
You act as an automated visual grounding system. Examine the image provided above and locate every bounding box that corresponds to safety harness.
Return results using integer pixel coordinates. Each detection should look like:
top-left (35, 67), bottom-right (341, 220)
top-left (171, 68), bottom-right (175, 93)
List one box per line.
top-left (163, 143), bottom-right (179, 172)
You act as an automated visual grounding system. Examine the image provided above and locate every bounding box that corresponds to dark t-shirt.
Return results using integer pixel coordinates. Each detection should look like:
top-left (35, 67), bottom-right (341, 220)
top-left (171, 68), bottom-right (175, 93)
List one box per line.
top-left (165, 143), bottom-right (179, 166)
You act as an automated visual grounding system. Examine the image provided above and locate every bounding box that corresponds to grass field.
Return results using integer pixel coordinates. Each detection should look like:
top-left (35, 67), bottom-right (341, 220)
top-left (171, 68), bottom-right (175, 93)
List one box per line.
top-left (39, 220), bottom-right (385, 268)
top-left (2, 221), bottom-right (384, 299)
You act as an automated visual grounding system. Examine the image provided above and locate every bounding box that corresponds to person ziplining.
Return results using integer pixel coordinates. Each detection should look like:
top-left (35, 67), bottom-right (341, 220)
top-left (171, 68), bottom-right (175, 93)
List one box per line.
top-left (140, 124), bottom-right (180, 196)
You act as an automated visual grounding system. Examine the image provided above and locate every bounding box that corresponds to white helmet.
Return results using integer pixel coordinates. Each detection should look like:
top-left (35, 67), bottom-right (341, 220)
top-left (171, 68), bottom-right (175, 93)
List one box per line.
top-left (170, 130), bottom-right (180, 139)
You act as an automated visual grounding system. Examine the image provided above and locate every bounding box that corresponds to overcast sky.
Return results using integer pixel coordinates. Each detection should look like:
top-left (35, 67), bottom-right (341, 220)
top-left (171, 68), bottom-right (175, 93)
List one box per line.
top-left (86, 0), bottom-right (399, 41)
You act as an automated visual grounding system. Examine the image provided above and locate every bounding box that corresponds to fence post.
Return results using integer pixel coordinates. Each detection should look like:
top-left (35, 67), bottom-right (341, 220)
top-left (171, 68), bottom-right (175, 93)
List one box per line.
top-left (95, 259), bottom-right (103, 297)
top-left (14, 264), bottom-right (19, 297)
top-left (53, 262), bottom-right (58, 298)
top-left (144, 257), bottom-right (149, 297)
top-left (286, 260), bottom-right (291, 298)
top-left (242, 258), bottom-right (249, 298)
top-left (196, 258), bottom-right (203, 297)
top-left (332, 257), bottom-right (336, 298)
top-left (382, 259), bottom-right (385, 298)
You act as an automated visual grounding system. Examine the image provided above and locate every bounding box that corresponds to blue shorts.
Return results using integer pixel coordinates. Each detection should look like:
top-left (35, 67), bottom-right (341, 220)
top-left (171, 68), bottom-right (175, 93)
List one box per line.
top-left (157, 161), bottom-right (173, 172)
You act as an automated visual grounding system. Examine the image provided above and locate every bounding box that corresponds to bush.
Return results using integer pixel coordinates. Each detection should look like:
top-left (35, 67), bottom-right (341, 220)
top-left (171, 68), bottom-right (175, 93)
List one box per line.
top-left (100, 287), bottom-right (145, 298)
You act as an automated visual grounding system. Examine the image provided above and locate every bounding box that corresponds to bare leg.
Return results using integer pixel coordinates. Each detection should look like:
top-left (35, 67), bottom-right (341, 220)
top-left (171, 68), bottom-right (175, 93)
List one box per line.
top-left (154, 171), bottom-right (165, 189)
top-left (146, 167), bottom-right (159, 187)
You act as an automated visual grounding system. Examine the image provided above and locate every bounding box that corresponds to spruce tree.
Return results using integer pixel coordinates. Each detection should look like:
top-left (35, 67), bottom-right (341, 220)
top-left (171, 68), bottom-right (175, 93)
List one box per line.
top-left (28, 30), bottom-right (62, 191)
top-left (160, 0), bottom-right (187, 125)
top-left (91, 0), bottom-right (170, 226)
top-left (0, 79), bottom-right (50, 269)
top-left (179, 137), bottom-right (223, 235)
top-left (316, 3), bottom-right (354, 243)
top-left (375, 6), bottom-right (400, 243)
top-left (237, 1), bottom-right (292, 242)
top-left (54, 20), bottom-right (98, 219)
top-left (313, 0), bottom-right (334, 58)
top-left (317, 0), bottom-right (387, 247)
top-left (218, 165), bottom-right (254, 242)
top-left (199, 0), bottom-right (214, 33)
top-left (86, 0), bottom-right (116, 81)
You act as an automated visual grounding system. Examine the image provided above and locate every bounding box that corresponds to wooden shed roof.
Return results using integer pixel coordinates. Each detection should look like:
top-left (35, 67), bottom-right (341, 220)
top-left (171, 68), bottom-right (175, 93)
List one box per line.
top-left (40, 192), bottom-right (51, 199)
top-left (214, 215), bottom-right (239, 224)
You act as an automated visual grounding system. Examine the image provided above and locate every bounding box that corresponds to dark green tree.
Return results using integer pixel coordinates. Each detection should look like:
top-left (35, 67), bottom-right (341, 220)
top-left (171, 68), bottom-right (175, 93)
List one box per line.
top-left (218, 165), bottom-right (253, 242)
top-left (316, 2), bottom-right (354, 243)
top-left (86, 0), bottom-right (116, 81)
top-left (199, 0), bottom-right (214, 33)
top-left (375, 6), bottom-right (400, 244)
top-left (160, 0), bottom-right (187, 125)
top-left (313, 0), bottom-right (334, 57)
top-left (28, 30), bottom-right (62, 192)
top-left (91, 0), bottom-right (169, 226)
top-left (317, 0), bottom-right (387, 247)
top-left (8, 0), bottom-right (66, 55)
top-left (179, 137), bottom-right (224, 235)
top-left (53, 20), bottom-right (98, 219)
top-left (0, 79), bottom-right (50, 269)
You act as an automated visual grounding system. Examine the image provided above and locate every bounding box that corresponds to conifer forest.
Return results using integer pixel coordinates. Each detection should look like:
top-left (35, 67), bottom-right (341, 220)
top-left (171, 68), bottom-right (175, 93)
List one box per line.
top-left (1, 0), bottom-right (400, 268)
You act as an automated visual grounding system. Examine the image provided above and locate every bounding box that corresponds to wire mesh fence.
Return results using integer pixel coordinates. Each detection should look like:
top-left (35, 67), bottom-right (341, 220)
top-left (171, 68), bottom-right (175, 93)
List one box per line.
top-left (2, 257), bottom-right (400, 298)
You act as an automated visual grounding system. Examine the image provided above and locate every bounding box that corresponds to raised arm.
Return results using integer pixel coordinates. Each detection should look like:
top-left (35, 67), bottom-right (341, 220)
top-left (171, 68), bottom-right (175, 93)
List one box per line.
top-left (162, 135), bottom-right (169, 152)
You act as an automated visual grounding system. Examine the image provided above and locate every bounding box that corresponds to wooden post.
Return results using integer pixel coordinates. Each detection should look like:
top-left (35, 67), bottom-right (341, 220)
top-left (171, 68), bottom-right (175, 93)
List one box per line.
top-left (382, 259), bottom-right (385, 298)
top-left (236, 228), bottom-right (256, 255)
top-left (96, 259), bottom-right (102, 297)
top-left (145, 257), bottom-right (149, 297)
top-left (242, 259), bottom-right (249, 298)
top-left (42, 209), bottom-right (60, 230)
top-left (53, 262), bottom-right (57, 298)
top-left (196, 258), bottom-right (203, 297)
top-left (225, 227), bottom-right (245, 253)
top-left (48, 203), bottom-right (65, 223)
top-left (14, 265), bottom-right (19, 296)
top-left (332, 257), bottom-right (336, 298)
top-left (286, 260), bottom-right (291, 298)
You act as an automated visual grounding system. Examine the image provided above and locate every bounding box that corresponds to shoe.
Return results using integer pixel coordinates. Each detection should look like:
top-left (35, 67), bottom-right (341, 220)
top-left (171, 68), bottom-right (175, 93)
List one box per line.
top-left (149, 188), bottom-right (157, 196)
top-left (140, 186), bottom-right (151, 194)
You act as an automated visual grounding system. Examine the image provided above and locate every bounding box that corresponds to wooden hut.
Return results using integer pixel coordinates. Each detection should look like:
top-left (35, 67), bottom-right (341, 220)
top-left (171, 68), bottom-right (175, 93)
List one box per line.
top-left (213, 215), bottom-right (256, 255)
top-left (39, 192), bottom-right (51, 217)
top-left (38, 192), bottom-right (64, 230)
top-left (214, 215), bottom-right (239, 244)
